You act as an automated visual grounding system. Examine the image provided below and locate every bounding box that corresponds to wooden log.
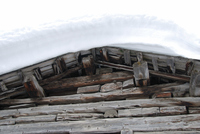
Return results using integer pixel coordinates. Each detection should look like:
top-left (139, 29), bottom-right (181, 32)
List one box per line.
top-left (0, 87), bottom-right (26, 101)
top-left (77, 85), bottom-right (100, 94)
top-left (1, 97), bottom-right (200, 119)
top-left (95, 68), bottom-right (112, 75)
top-left (1, 114), bottom-right (200, 133)
top-left (82, 55), bottom-right (95, 75)
top-left (24, 75), bottom-right (46, 98)
top-left (39, 65), bottom-right (82, 86)
top-left (118, 107), bottom-right (159, 117)
top-left (6, 104), bottom-right (36, 109)
top-left (0, 118), bottom-right (15, 126)
top-left (172, 83), bottom-right (190, 97)
top-left (57, 113), bottom-right (103, 121)
top-left (43, 71), bottom-right (133, 91)
top-left (15, 115), bottom-right (56, 124)
top-left (0, 83), bottom-right (187, 106)
top-left (123, 79), bottom-right (135, 88)
top-left (100, 82), bottom-right (122, 92)
top-left (152, 92), bottom-right (172, 98)
top-left (159, 106), bottom-right (187, 115)
top-left (189, 107), bottom-right (200, 114)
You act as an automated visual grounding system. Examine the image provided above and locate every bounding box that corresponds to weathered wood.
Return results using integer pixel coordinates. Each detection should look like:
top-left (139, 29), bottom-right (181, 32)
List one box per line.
top-left (0, 83), bottom-right (186, 106)
top-left (82, 55), bottom-right (95, 75)
top-left (152, 57), bottom-right (158, 71)
top-left (167, 57), bottom-right (175, 74)
top-left (1, 97), bottom-right (199, 119)
top-left (77, 85), bottom-right (100, 94)
top-left (100, 82), bottom-right (122, 92)
top-left (96, 60), bottom-right (190, 82)
top-left (96, 68), bottom-right (113, 74)
top-left (124, 50), bottom-right (131, 65)
top-left (39, 66), bottom-right (82, 86)
top-left (160, 106), bottom-right (187, 115)
top-left (118, 107), bottom-right (159, 117)
top-left (0, 87), bottom-right (26, 101)
top-left (24, 75), bottom-right (45, 98)
top-left (7, 104), bottom-right (36, 109)
top-left (0, 118), bottom-right (15, 126)
top-left (0, 109), bottom-right (19, 119)
top-left (43, 71), bottom-right (133, 91)
top-left (189, 107), bottom-right (200, 114)
top-left (123, 79), bottom-right (134, 88)
top-left (1, 114), bottom-right (200, 133)
top-left (190, 71), bottom-right (200, 96)
top-left (0, 81), bottom-right (8, 91)
top-left (15, 115), bottom-right (56, 124)
top-left (152, 92), bottom-right (172, 98)
top-left (172, 83), bottom-right (190, 97)
top-left (57, 113), bottom-right (103, 121)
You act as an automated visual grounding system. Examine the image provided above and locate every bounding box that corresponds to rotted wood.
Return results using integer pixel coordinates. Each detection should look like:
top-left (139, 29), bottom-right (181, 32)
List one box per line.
top-left (82, 55), bottom-right (95, 75)
top-left (52, 57), bottom-right (67, 75)
top-left (24, 75), bottom-right (46, 98)
top-left (43, 71), bottom-right (133, 91)
top-left (39, 65), bottom-right (82, 86)
top-left (96, 60), bottom-right (190, 82)
top-left (1, 114), bottom-right (200, 133)
top-left (152, 92), bottom-right (172, 98)
top-left (0, 83), bottom-right (188, 106)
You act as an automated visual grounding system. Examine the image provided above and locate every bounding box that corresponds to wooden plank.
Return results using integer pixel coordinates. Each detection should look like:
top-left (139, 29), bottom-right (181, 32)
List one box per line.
top-left (57, 113), bottom-right (103, 121)
top-left (96, 68), bottom-right (113, 75)
top-left (0, 109), bottom-right (19, 119)
top-left (118, 107), bottom-right (159, 117)
top-left (0, 118), bottom-right (15, 126)
top-left (152, 92), bottom-right (172, 98)
top-left (43, 71), bottom-right (133, 91)
top-left (160, 106), bottom-right (187, 115)
top-left (100, 82), bottom-right (122, 92)
top-left (2, 97), bottom-right (200, 119)
top-left (15, 115), bottom-right (56, 124)
top-left (121, 128), bottom-right (133, 134)
top-left (0, 83), bottom-right (187, 106)
top-left (1, 114), bottom-right (200, 133)
top-left (77, 85), bottom-right (100, 94)
top-left (189, 107), bottom-right (200, 114)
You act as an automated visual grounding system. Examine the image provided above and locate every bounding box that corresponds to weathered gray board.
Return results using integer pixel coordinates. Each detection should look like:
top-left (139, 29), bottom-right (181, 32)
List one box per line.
top-left (1, 97), bottom-right (200, 119)
top-left (1, 114), bottom-right (200, 133)
top-left (0, 83), bottom-right (188, 106)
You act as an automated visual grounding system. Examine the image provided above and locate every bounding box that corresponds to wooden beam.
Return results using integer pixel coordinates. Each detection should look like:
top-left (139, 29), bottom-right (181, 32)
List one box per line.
top-left (42, 71), bottom-right (133, 91)
top-left (0, 83), bottom-right (186, 106)
top-left (39, 65), bottom-right (82, 86)
top-left (96, 60), bottom-right (190, 82)
top-left (24, 75), bottom-right (46, 98)
top-left (1, 114), bottom-right (200, 133)
top-left (82, 55), bottom-right (95, 75)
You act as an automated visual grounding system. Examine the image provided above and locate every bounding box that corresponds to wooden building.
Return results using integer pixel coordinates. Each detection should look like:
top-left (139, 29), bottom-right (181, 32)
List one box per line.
top-left (0, 46), bottom-right (200, 133)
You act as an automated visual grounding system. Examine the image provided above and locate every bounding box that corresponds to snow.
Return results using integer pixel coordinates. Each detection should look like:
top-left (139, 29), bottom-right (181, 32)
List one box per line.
top-left (0, 0), bottom-right (200, 75)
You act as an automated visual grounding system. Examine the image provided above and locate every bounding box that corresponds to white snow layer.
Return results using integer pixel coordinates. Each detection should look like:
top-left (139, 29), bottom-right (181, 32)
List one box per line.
top-left (0, 1), bottom-right (200, 75)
